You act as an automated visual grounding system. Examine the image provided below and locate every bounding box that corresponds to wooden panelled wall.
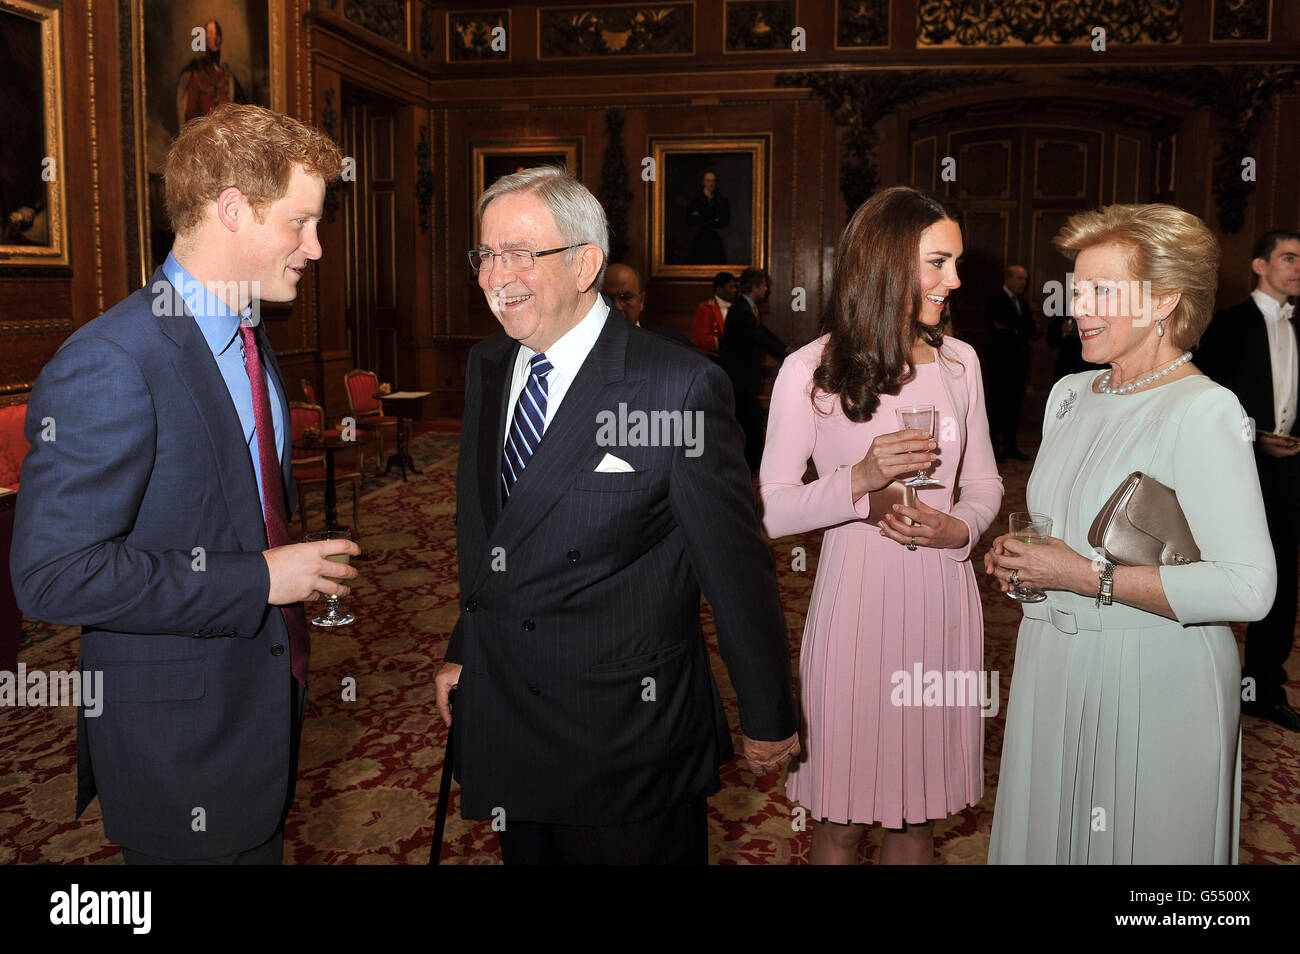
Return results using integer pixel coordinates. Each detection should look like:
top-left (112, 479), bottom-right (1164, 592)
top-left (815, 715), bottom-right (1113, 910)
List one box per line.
top-left (2, 0), bottom-right (1298, 422)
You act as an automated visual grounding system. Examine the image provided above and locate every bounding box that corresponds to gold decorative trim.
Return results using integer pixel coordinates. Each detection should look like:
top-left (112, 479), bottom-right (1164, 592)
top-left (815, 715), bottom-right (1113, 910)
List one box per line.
top-left (0, 0), bottom-right (69, 268)
top-left (789, 102), bottom-right (797, 291)
top-left (0, 317), bottom-right (73, 333)
top-left (86, 0), bottom-right (104, 312)
top-left (442, 108), bottom-right (449, 336)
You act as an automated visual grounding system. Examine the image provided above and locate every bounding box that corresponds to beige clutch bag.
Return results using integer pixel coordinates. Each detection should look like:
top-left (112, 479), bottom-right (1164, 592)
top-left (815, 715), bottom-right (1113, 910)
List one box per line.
top-left (866, 481), bottom-right (917, 527)
top-left (1087, 471), bottom-right (1200, 566)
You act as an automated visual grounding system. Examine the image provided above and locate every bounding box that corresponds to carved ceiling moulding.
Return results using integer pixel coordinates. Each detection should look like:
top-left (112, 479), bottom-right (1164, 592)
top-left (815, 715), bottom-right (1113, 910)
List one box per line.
top-left (916, 0), bottom-right (1182, 47)
top-left (539, 3), bottom-right (694, 59)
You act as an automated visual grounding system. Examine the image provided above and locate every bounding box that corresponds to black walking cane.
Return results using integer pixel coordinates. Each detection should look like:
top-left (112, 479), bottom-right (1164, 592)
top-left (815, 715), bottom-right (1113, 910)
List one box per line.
top-left (428, 687), bottom-right (455, 865)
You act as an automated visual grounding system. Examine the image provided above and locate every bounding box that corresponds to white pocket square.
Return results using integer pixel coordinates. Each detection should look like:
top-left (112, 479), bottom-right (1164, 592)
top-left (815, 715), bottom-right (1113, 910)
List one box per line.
top-left (595, 453), bottom-right (635, 473)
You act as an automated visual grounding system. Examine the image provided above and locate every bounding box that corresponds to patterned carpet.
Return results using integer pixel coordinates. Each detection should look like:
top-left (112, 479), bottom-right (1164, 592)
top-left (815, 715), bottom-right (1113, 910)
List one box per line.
top-left (2, 430), bottom-right (1297, 864)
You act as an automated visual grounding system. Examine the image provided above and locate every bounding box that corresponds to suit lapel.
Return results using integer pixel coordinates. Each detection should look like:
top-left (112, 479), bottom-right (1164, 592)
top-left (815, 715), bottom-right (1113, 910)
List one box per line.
top-left (152, 270), bottom-right (269, 554)
top-left (1247, 302), bottom-right (1278, 432)
top-left (476, 336), bottom-right (516, 538)
top-left (471, 314), bottom-right (630, 593)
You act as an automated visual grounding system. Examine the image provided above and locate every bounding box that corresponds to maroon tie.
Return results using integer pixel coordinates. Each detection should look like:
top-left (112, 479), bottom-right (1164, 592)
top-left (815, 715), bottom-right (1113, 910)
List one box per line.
top-left (239, 323), bottom-right (310, 685)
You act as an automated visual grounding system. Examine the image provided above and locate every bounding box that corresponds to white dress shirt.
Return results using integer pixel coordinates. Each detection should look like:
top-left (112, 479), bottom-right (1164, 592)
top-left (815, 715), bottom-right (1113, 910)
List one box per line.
top-left (715, 295), bottom-right (732, 318)
top-left (1252, 288), bottom-right (1298, 435)
top-left (506, 296), bottom-right (609, 435)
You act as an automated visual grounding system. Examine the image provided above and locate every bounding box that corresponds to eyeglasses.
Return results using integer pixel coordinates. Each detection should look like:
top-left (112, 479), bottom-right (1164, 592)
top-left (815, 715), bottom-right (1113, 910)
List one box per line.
top-left (468, 244), bottom-right (586, 272)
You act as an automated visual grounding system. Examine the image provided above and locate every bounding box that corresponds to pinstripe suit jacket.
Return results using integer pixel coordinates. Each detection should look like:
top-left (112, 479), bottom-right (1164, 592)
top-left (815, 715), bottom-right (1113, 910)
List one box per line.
top-left (446, 309), bottom-right (796, 825)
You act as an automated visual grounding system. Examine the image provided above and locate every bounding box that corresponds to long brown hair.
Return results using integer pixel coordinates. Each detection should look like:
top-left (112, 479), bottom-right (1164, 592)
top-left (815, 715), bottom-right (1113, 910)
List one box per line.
top-left (813, 186), bottom-right (961, 422)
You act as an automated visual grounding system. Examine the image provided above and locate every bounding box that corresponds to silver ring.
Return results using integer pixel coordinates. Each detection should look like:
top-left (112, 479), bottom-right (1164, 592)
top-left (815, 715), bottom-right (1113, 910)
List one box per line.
top-left (1010, 569), bottom-right (1021, 586)
top-left (906, 538), bottom-right (917, 551)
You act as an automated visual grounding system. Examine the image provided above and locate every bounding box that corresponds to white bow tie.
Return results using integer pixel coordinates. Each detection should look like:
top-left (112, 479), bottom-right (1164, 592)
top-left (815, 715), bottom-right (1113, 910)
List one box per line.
top-left (1282, 302), bottom-right (1295, 321)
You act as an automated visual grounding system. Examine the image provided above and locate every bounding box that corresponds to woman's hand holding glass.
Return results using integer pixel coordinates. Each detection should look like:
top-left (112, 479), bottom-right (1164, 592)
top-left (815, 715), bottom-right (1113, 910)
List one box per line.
top-left (983, 533), bottom-right (1095, 595)
top-left (850, 428), bottom-right (939, 500)
top-left (879, 498), bottom-right (970, 550)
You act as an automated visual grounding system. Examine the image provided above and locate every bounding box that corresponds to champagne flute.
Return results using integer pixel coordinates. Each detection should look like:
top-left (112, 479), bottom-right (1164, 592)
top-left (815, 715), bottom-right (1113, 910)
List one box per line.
top-left (305, 528), bottom-right (356, 626)
top-left (895, 404), bottom-right (941, 487)
top-left (1006, 512), bottom-right (1052, 603)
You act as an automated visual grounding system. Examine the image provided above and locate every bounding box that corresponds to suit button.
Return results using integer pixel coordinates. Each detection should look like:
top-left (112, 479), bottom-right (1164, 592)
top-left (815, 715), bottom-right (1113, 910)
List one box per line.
top-left (567, 548), bottom-right (580, 562)
top-left (522, 619), bottom-right (536, 632)
top-left (271, 644), bottom-right (285, 656)
top-left (528, 685), bottom-right (541, 695)
top-left (466, 600), bottom-right (478, 612)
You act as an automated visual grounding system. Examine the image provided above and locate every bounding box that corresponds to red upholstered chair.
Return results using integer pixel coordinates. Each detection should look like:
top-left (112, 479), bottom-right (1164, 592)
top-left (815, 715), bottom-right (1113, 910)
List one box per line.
top-left (0, 402), bottom-right (30, 490)
top-left (289, 401), bottom-right (363, 536)
top-left (344, 369), bottom-right (403, 469)
top-left (298, 377), bottom-right (356, 469)
top-left (0, 401), bottom-right (28, 674)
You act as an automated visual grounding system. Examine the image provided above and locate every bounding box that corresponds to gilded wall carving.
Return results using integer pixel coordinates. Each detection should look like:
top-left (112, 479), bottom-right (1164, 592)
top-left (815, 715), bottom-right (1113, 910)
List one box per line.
top-left (917, 0), bottom-right (1182, 47)
top-left (539, 4), bottom-right (694, 58)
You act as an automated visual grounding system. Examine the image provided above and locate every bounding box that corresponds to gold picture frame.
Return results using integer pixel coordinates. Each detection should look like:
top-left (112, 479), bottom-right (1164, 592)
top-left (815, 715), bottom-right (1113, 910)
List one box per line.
top-left (649, 135), bottom-right (768, 280)
top-left (468, 138), bottom-right (583, 252)
top-left (129, 0), bottom-right (284, 283)
top-left (0, 0), bottom-right (68, 268)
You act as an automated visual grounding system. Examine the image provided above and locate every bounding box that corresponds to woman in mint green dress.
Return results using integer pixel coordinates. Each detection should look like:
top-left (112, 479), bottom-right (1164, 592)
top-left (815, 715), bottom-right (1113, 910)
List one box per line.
top-left (985, 204), bottom-right (1275, 864)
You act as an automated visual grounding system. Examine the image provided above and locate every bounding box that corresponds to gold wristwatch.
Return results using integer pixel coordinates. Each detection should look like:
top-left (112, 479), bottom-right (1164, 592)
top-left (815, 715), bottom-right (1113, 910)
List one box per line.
top-left (1096, 562), bottom-right (1115, 607)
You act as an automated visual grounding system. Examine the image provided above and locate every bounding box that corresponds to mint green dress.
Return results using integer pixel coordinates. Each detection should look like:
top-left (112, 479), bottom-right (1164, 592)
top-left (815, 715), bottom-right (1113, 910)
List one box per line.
top-left (989, 372), bottom-right (1275, 864)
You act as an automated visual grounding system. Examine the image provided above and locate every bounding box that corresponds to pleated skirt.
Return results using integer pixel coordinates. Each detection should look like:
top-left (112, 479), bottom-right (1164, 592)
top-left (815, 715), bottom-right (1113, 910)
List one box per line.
top-left (988, 617), bottom-right (1241, 864)
top-left (785, 523), bottom-right (986, 827)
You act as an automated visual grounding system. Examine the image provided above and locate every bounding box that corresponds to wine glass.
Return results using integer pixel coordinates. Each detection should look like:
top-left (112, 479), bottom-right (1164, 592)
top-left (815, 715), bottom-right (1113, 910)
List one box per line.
top-left (1006, 512), bottom-right (1052, 603)
top-left (305, 528), bottom-right (355, 627)
top-left (895, 404), bottom-right (941, 487)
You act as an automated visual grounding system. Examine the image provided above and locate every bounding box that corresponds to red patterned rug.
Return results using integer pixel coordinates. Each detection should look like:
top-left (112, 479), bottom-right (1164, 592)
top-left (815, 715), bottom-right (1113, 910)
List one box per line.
top-left (2, 432), bottom-right (1297, 864)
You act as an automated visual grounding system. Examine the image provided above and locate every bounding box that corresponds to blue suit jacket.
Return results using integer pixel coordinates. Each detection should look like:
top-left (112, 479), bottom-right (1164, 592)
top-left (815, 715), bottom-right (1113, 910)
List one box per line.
top-left (11, 268), bottom-right (300, 859)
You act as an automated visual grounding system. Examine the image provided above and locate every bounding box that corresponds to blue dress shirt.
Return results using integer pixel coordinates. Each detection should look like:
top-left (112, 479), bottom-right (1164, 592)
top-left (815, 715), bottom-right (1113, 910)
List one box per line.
top-left (163, 252), bottom-right (285, 520)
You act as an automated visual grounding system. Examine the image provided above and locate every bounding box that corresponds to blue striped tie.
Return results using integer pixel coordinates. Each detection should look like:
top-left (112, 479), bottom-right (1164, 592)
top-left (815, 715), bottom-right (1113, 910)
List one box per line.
top-left (501, 352), bottom-right (553, 501)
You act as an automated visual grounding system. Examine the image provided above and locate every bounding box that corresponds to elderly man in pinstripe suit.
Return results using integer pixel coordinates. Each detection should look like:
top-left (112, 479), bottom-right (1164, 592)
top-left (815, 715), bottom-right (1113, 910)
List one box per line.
top-left (434, 167), bottom-right (798, 865)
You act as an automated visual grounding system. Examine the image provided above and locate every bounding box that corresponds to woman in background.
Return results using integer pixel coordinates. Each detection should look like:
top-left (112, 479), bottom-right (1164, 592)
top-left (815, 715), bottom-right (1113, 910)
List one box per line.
top-left (985, 204), bottom-right (1275, 863)
top-left (760, 187), bottom-right (1003, 864)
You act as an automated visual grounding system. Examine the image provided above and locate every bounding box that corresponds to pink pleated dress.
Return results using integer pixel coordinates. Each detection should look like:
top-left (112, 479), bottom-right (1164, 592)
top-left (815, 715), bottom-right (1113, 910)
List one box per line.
top-left (759, 335), bottom-right (1003, 827)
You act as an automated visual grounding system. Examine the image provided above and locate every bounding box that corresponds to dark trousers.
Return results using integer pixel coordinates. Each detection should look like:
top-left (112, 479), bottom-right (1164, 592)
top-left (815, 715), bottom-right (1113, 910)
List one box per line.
top-left (1245, 462), bottom-right (1300, 705)
top-left (497, 797), bottom-right (709, 865)
top-left (733, 390), bottom-right (765, 472)
top-left (122, 676), bottom-right (308, 865)
top-left (987, 349), bottom-right (1029, 455)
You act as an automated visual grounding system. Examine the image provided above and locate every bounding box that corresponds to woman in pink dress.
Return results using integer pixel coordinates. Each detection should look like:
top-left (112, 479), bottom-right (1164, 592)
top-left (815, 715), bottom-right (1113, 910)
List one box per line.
top-left (760, 187), bottom-right (1003, 864)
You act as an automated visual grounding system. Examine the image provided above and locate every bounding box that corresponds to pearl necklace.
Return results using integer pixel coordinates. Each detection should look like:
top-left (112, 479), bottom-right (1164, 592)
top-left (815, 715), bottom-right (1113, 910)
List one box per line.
top-left (1097, 351), bottom-right (1192, 394)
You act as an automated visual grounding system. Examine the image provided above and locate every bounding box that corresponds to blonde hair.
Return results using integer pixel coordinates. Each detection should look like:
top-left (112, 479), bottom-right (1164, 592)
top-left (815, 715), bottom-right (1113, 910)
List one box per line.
top-left (165, 103), bottom-right (343, 234)
top-left (1052, 203), bottom-right (1220, 349)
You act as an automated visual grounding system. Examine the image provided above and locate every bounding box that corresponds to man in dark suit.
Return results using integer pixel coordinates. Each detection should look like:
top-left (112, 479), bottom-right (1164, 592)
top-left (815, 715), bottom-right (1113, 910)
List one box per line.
top-left (1199, 229), bottom-right (1300, 732)
top-left (602, 262), bottom-right (692, 348)
top-left (986, 264), bottom-right (1038, 462)
top-left (718, 267), bottom-right (789, 472)
top-left (11, 105), bottom-right (358, 863)
top-left (435, 167), bottom-right (798, 864)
